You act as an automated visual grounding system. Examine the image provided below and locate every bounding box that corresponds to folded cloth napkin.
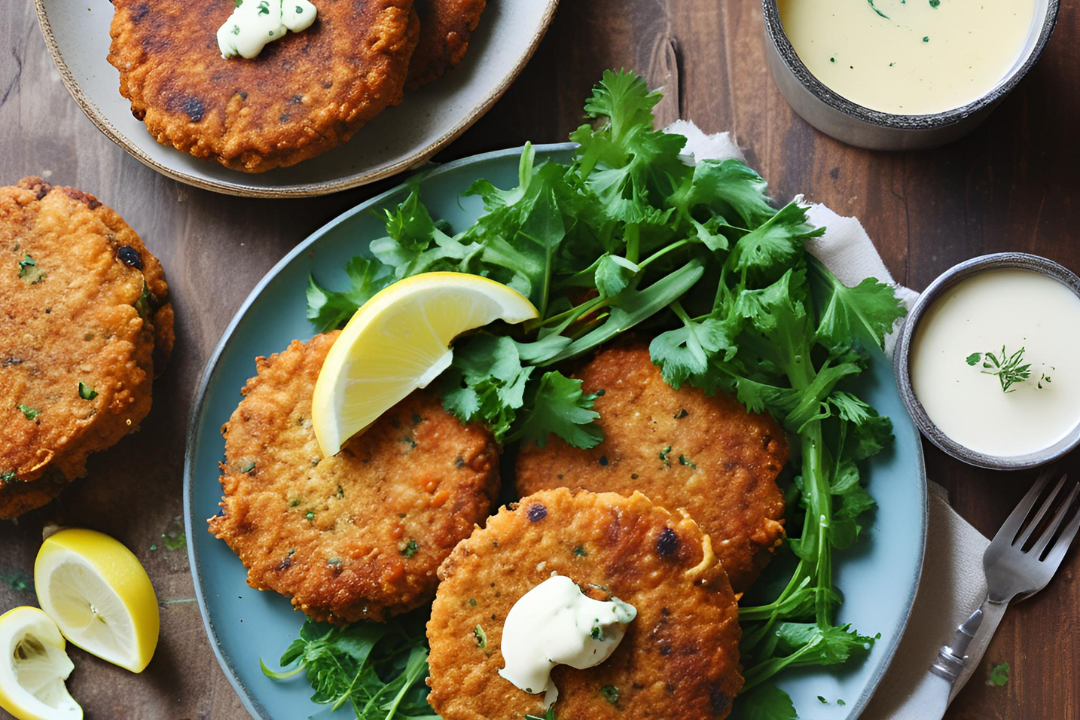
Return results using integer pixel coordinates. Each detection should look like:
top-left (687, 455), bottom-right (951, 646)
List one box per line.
top-left (669, 120), bottom-right (998, 718)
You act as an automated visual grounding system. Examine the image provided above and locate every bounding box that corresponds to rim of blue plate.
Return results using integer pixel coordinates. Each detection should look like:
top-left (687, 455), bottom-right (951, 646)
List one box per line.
top-left (183, 142), bottom-right (576, 720)
top-left (183, 141), bottom-right (928, 720)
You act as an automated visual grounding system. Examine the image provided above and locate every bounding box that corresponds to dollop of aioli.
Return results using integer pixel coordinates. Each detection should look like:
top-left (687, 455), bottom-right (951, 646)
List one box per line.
top-left (499, 575), bottom-right (637, 706)
top-left (217, 0), bottom-right (318, 60)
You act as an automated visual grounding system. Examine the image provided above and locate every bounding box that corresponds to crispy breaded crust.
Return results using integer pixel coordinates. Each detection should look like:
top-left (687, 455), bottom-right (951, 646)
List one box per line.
top-left (427, 488), bottom-right (743, 720)
top-left (108, 0), bottom-right (420, 173)
top-left (0, 178), bottom-right (172, 518)
top-left (407, 0), bottom-right (487, 88)
top-left (209, 332), bottom-right (500, 623)
top-left (515, 344), bottom-right (788, 592)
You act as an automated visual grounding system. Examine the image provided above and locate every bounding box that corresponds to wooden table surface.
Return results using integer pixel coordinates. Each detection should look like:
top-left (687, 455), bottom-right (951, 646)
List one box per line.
top-left (2, 0), bottom-right (1077, 718)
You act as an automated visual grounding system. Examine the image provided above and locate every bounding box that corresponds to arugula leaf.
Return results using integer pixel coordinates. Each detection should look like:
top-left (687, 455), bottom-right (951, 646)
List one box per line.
top-left (508, 371), bottom-right (603, 449)
top-left (809, 255), bottom-right (907, 351)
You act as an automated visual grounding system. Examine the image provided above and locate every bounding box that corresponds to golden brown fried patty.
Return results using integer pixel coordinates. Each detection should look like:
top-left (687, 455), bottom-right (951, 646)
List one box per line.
top-left (427, 488), bottom-right (743, 720)
top-left (407, 0), bottom-right (486, 88)
top-left (515, 344), bottom-right (788, 592)
top-left (0, 177), bottom-right (172, 518)
top-left (108, 0), bottom-right (420, 173)
top-left (209, 332), bottom-right (500, 623)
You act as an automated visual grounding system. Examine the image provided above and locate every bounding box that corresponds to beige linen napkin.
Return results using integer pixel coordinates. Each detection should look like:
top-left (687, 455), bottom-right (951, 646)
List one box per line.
top-left (669, 121), bottom-right (999, 718)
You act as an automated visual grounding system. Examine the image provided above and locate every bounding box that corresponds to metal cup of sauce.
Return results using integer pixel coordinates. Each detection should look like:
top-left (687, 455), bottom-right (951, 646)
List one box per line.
top-left (893, 253), bottom-right (1080, 470)
top-left (761, 0), bottom-right (1060, 150)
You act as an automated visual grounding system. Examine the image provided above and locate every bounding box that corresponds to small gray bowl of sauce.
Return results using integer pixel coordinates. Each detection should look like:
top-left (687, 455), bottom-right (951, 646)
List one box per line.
top-left (762, 0), bottom-right (1060, 150)
top-left (894, 253), bottom-right (1080, 471)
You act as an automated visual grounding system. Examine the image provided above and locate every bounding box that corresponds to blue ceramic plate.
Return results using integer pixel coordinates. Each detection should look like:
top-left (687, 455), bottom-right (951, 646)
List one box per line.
top-left (184, 144), bottom-right (928, 720)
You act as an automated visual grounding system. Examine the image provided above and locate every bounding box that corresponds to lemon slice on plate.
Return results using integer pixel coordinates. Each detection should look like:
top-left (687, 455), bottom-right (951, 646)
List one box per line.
top-left (312, 271), bottom-right (538, 456)
top-left (0, 606), bottom-right (82, 720)
top-left (34, 529), bottom-right (159, 673)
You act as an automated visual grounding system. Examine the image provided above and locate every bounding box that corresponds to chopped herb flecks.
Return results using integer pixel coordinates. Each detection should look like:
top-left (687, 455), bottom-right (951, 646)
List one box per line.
top-left (78, 382), bottom-right (97, 400)
top-left (989, 661), bottom-right (1010, 687)
top-left (17, 405), bottom-right (39, 421)
top-left (573, 545), bottom-right (588, 557)
top-left (401, 539), bottom-right (418, 558)
top-left (473, 624), bottom-right (487, 648)
top-left (679, 454), bottom-right (696, 469)
top-left (600, 685), bottom-right (620, 705)
top-left (659, 446), bottom-right (671, 466)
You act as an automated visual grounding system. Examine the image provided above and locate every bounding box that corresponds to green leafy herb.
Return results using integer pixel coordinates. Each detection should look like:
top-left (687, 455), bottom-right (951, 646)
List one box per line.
top-left (305, 511), bottom-right (316, 522)
top-left (600, 685), bottom-right (620, 705)
top-left (263, 614), bottom-right (436, 720)
top-left (678, 454), bottom-right (696, 469)
top-left (473, 625), bottom-right (486, 649)
top-left (573, 545), bottom-right (588, 557)
top-left (524, 709), bottom-right (558, 720)
top-left (989, 661), bottom-right (1010, 687)
top-left (17, 405), bottom-right (39, 421)
top-left (257, 0), bottom-right (269, 14)
top-left (17, 254), bottom-right (35, 277)
top-left (78, 382), bottom-right (98, 401)
top-left (1, 470), bottom-right (21, 485)
top-left (401, 539), bottom-right (418, 558)
top-left (740, 684), bottom-right (798, 720)
top-left (301, 70), bottom-right (903, 719)
top-left (973, 346), bottom-right (1032, 392)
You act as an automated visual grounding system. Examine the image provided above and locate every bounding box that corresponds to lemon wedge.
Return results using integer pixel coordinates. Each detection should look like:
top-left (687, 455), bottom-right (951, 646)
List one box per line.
top-left (0, 606), bottom-right (82, 720)
top-left (34, 529), bottom-right (159, 673)
top-left (312, 271), bottom-right (538, 456)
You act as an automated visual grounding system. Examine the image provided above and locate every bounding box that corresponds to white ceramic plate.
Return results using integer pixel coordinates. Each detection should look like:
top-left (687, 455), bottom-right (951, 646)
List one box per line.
top-left (34, 0), bottom-right (558, 198)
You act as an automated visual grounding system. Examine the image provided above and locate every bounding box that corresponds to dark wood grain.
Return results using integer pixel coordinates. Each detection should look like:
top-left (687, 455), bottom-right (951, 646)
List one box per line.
top-left (1, 0), bottom-right (1078, 718)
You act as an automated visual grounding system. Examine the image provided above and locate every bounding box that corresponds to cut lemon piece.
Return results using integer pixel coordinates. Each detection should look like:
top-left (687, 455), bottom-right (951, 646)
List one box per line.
top-left (34, 529), bottom-right (159, 673)
top-left (0, 606), bottom-right (82, 720)
top-left (312, 272), bottom-right (539, 456)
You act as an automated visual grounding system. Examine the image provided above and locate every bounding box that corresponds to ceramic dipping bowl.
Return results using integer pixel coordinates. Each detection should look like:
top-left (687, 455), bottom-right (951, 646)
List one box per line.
top-left (761, 0), bottom-right (1060, 151)
top-left (893, 253), bottom-right (1080, 471)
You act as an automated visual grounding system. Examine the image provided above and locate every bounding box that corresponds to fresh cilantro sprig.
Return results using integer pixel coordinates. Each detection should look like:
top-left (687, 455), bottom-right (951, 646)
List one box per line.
top-left (304, 69), bottom-right (907, 717)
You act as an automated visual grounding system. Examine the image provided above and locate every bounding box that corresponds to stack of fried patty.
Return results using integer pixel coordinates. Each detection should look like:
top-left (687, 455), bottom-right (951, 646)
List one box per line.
top-left (0, 178), bottom-right (173, 518)
top-left (107, 0), bottom-right (488, 173)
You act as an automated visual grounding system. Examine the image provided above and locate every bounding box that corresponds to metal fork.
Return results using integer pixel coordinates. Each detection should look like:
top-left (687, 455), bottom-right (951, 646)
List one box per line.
top-left (927, 470), bottom-right (1080, 708)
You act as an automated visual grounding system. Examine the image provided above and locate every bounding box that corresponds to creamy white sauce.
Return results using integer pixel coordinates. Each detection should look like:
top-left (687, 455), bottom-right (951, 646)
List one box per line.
top-left (778, 0), bottom-right (1036, 114)
top-left (217, 0), bottom-right (318, 60)
top-left (499, 575), bottom-right (637, 706)
top-left (910, 269), bottom-right (1080, 457)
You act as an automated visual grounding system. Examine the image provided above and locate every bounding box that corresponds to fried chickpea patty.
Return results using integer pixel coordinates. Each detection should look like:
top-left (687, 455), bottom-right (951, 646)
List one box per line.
top-left (407, 0), bottom-right (487, 88)
top-left (209, 332), bottom-right (500, 623)
top-left (108, 0), bottom-right (420, 173)
top-left (0, 178), bottom-right (172, 518)
top-left (427, 488), bottom-right (743, 720)
top-left (516, 344), bottom-right (788, 592)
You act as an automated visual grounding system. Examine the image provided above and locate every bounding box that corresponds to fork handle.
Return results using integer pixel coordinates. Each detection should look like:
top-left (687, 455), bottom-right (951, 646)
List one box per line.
top-left (930, 607), bottom-right (984, 682)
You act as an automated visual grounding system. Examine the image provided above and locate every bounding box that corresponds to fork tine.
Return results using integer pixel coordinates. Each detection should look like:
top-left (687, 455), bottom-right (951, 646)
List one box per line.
top-left (1041, 495), bottom-right (1080, 572)
top-left (1016, 472), bottom-right (1070, 547)
top-left (1030, 477), bottom-right (1079, 558)
top-left (997, 470), bottom-right (1054, 545)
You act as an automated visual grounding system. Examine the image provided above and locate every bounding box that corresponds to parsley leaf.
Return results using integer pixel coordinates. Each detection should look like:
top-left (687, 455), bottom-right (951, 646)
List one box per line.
top-left (307, 257), bottom-right (392, 332)
top-left (809, 256), bottom-right (907, 350)
top-left (263, 614), bottom-right (436, 719)
top-left (739, 684), bottom-right (799, 720)
top-left (508, 371), bottom-right (603, 449)
top-left (989, 661), bottom-right (1010, 686)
